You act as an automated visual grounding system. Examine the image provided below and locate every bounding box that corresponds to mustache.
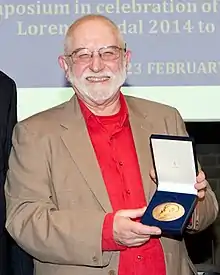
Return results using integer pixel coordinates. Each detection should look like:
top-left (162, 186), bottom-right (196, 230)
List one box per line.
top-left (68, 67), bottom-right (127, 84)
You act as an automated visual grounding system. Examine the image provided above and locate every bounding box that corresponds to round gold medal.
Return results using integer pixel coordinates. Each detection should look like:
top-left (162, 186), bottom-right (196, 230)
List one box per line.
top-left (152, 202), bottom-right (185, 222)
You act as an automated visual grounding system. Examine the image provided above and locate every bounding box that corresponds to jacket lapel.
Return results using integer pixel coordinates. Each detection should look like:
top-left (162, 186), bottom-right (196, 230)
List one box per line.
top-left (127, 98), bottom-right (157, 203)
top-left (60, 96), bottom-right (112, 213)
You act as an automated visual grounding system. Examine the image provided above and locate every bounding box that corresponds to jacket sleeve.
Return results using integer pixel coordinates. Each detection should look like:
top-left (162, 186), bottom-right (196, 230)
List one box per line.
top-left (173, 108), bottom-right (219, 232)
top-left (5, 123), bottom-right (112, 267)
top-left (4, 79), bottom-right (17, 176)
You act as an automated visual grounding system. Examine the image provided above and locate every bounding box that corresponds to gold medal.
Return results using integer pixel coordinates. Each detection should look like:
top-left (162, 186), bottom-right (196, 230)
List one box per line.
top-left (152, 202), bottom-right (185, 221)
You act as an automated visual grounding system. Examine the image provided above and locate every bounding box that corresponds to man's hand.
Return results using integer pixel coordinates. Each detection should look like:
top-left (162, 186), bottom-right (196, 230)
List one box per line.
top-left (149, 169), bottom-right (207, 199)
top-left (113, 207), bottom-right (161, 247)
top-left (194, 170), bottom-right (207, 199)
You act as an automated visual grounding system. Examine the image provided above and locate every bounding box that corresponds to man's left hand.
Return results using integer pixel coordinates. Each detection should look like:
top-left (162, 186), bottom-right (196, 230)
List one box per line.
top-left (195, 170), bottom-right (207, 199)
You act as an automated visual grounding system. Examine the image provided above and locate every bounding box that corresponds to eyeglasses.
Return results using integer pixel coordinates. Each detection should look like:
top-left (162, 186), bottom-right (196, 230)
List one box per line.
top-left (65, 45), bottom-right (126, 64)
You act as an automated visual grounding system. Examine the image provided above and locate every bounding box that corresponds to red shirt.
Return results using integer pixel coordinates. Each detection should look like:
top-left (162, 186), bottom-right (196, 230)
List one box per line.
top-left (79, 93), bottom-right (166, 275)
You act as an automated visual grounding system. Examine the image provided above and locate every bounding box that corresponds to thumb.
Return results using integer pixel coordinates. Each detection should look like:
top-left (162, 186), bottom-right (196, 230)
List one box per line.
top-left (116, 207), bottom-right (147, 219)
top-left (149, 168), bottom-right (156, 182)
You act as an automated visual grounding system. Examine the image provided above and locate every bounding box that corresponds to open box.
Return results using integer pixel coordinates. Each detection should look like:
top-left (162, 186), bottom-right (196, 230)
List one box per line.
top-left (141, 134), bottom-right (198, 236)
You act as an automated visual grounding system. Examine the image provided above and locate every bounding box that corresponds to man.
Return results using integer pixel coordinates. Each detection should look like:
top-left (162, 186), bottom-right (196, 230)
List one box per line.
top-left (0, 71), bottom-right (33, 275)
top-left (4, 15), bottom-right (218, 275)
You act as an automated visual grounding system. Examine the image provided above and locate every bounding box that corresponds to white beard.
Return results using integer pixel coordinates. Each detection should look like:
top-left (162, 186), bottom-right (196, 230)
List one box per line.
top-left (68, 67), bottom-right (127, 105)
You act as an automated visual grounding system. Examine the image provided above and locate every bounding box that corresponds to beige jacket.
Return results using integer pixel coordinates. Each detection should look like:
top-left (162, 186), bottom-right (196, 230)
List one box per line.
top-left (5, 95), bottom-right (218, 275)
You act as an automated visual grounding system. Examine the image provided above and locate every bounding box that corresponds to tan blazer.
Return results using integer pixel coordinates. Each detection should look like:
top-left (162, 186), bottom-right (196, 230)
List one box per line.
top-left (5, 95), bottom-right (218, 275)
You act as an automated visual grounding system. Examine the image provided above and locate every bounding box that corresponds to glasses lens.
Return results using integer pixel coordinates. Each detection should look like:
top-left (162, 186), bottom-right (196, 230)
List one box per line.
top-left (73, 49), bottom-right (92, 63)
top-left (100, 46), bottom-right (121, 61)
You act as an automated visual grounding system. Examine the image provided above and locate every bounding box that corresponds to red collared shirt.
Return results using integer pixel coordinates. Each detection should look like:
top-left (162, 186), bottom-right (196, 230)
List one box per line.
top-left (78, 93), bottom-right (166, 275)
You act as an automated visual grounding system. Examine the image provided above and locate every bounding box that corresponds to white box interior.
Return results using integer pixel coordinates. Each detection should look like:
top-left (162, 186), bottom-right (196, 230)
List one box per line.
top-left (151, 138), bottom-right (197, 195)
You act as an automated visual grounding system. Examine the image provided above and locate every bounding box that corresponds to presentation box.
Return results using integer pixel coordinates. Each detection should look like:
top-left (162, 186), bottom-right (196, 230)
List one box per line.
top-left (141, 134), bottom-right (198, 236)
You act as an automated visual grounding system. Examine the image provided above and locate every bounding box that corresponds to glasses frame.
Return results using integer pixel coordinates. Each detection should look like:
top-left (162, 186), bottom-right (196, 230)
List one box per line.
top-left (65, 44), bottom-right (127, 64)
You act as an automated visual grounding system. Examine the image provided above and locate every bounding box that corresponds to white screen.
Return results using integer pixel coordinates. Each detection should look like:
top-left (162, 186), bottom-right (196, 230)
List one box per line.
top-left (1, 1), bottom-right (219, 121)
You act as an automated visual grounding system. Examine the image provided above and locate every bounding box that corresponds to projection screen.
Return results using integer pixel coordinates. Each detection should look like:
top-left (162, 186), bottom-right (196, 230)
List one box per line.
top-left (0, 0), bottom-right (219, 121)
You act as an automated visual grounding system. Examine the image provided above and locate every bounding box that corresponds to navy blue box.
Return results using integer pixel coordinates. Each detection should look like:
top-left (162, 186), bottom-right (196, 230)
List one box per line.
top-left (141, 134), bottom-right (198, 236)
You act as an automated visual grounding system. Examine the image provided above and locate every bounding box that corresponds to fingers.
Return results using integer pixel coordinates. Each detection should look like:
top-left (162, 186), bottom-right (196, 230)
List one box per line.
top-left (196, 170), bottom-right (206, 183)
top-left (114, 220), bottom-right (159, 247)
top-left (115, 208), bottom-right (161, 236)
top-left (195, 170), bottom-right (207, 199)
top-left (113, 209), bottom-right (162, 248)
top-left (149, 168), bottom-right (156, 182)
top-left (197, 189), bottom-right (206, 199)
top-left (194, 181), bottom-right (207, 191)
top-left (116, 207), bottom-right (147, 219)
top-left (131, 222), bottom-right (161, 236)
top-left (124, 236), bottom-right (151, 247)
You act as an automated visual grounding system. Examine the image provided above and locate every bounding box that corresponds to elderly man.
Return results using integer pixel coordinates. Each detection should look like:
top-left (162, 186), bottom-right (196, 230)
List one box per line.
top-left (5, 15), bottom-right (218, 275)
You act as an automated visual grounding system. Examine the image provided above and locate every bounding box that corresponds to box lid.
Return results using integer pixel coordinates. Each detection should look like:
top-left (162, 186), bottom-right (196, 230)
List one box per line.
top-left (150, 134), bottom-right (198, 195)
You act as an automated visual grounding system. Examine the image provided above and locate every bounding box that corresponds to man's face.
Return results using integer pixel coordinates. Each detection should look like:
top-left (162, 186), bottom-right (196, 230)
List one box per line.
top-left (61, 20), bottom-right (131, 105)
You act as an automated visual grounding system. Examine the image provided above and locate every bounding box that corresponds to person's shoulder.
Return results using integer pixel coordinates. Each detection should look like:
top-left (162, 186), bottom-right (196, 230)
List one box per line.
top-left (125, 95), bottom-right (177, 117)
top-left (15, 100), bottom-right (69, 137)
top-left (0, 70), bottom-right (16, 87)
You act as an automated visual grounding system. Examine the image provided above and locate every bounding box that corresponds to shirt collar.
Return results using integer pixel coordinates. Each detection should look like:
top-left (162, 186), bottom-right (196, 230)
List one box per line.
top-left (78, 92), bottom-right (129, 127)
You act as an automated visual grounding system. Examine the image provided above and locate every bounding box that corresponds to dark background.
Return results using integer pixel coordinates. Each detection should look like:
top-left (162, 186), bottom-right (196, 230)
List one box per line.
top-left (185, 122), bottom-right (220, 266)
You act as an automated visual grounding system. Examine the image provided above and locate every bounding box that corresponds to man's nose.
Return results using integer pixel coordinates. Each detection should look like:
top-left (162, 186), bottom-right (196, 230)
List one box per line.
top-left (89, 53), bottom-right (105, 73)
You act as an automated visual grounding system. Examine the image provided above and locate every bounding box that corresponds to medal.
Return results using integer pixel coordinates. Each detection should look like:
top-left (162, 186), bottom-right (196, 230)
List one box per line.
top-left (152, 202), bottom-right (185, 221)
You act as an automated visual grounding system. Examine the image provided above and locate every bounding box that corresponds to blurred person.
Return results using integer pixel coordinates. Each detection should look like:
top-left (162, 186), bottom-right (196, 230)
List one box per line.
top-left (0, 71), bottom-right (33, 275)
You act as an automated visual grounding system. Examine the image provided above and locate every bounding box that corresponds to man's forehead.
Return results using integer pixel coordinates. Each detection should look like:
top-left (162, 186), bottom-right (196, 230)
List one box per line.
top-left (73, 21), bottom-right (117, 37)
top-left (70, 25), bottom-right (119, 48)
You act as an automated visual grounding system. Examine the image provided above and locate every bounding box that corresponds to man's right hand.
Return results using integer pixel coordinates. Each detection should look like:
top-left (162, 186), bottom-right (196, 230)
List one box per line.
top-left (113, 207), bottom-right (161, 247)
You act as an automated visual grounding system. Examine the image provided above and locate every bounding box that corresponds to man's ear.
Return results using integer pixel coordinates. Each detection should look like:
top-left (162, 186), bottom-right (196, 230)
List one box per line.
top-left (58, 55), bottom-right (70, 81)
top-left (58, 55), bottom-right (69, 72)
top-left (125, 49), bottom-right (132, 68)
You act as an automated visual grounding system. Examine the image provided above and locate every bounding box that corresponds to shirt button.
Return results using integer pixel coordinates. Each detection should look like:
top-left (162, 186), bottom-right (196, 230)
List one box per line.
top-left (119, 161), bottom-right (123, 166)
top-left (126, 189), bottom-right (131, 195)
top-left (137, 255), bottom-right (143, 260)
